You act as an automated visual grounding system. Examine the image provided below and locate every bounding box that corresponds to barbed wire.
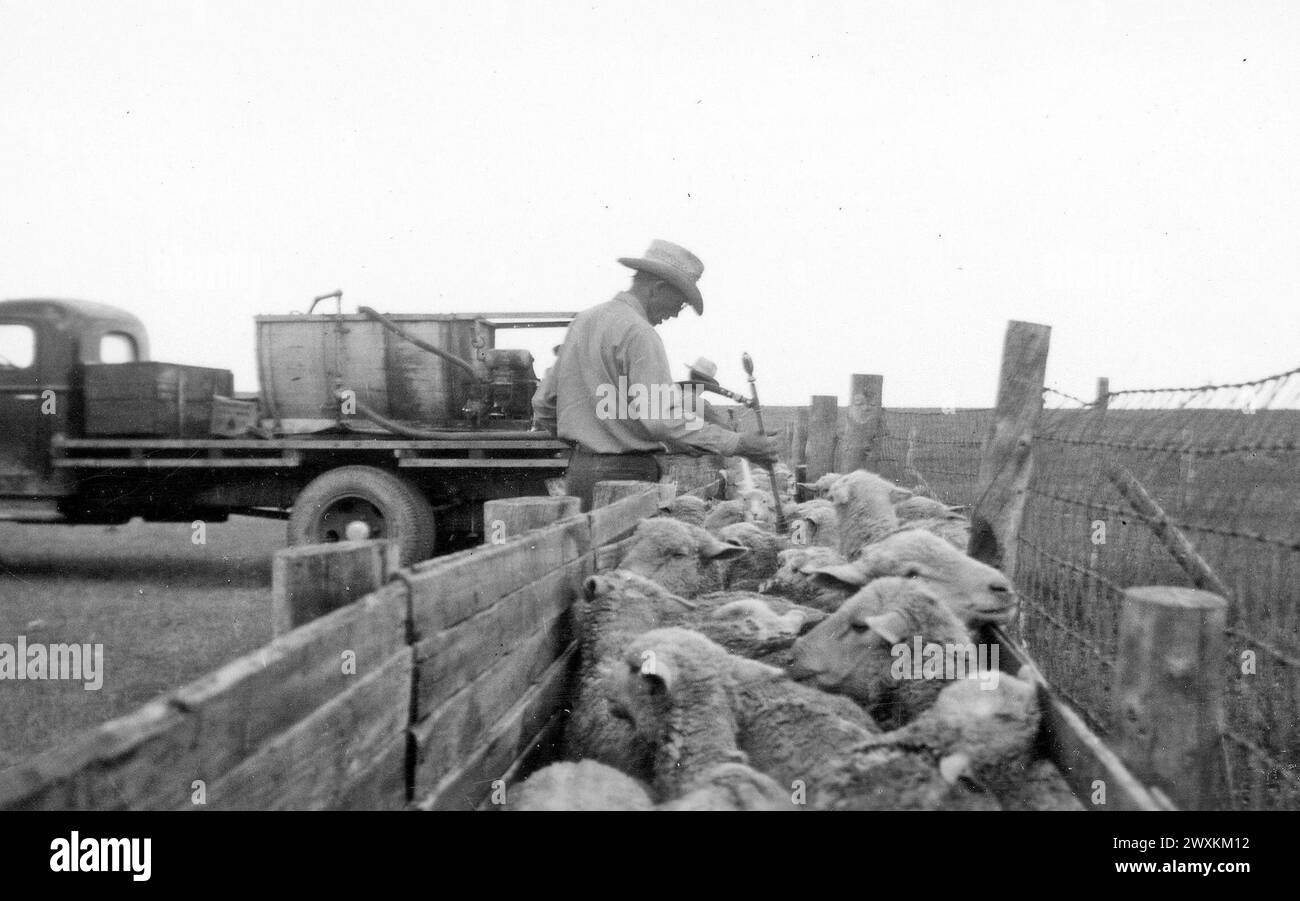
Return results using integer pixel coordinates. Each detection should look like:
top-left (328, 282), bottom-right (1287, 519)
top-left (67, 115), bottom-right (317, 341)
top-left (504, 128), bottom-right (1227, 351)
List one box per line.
top-left (1105, 363), bottom-right (1300, 399)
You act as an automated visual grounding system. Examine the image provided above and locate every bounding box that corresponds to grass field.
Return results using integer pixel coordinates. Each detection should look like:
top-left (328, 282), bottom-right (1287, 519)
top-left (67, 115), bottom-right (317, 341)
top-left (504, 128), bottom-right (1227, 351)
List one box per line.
top-left (0, 516), bottom-right (286, 770)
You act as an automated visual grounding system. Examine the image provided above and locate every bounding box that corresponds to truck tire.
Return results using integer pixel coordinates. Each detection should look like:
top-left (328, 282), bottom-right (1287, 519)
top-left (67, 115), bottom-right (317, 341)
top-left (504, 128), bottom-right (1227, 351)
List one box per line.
top-left (287, 466), bottom-right (436, 565)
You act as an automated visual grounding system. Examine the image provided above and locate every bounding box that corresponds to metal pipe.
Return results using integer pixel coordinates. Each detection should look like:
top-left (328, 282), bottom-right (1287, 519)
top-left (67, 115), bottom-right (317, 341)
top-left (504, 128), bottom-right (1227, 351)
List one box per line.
top-left (357, 305), bottom-right (484, 382)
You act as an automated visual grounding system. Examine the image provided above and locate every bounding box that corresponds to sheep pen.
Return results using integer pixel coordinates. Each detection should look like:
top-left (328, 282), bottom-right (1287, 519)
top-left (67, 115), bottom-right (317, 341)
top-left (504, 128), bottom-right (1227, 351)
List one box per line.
top-left (4, 320), bottom-right (1258, 815)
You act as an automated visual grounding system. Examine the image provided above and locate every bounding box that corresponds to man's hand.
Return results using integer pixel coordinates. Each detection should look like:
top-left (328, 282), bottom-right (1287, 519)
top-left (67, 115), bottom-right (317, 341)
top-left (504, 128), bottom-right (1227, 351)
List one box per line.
top-left (735, 431), bottom-right (780, 464)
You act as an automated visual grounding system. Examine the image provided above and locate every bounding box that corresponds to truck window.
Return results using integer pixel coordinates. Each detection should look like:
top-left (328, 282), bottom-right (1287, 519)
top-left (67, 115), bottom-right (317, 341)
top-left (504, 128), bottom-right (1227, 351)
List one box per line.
top-left (99, 332), bottom-right (138, 363)
top-left (0, 323), bottom-right (36, 369)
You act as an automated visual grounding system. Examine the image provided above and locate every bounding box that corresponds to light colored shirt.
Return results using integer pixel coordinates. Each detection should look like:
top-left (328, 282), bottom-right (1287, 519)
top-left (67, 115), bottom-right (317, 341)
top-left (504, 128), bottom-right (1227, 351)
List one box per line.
top-left (532, 293), bottom-right (742, 456)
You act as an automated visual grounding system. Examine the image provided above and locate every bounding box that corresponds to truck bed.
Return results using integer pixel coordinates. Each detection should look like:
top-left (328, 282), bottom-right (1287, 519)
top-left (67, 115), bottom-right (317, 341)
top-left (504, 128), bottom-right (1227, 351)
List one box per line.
top-left (52, 435), bottom-right (573, 470)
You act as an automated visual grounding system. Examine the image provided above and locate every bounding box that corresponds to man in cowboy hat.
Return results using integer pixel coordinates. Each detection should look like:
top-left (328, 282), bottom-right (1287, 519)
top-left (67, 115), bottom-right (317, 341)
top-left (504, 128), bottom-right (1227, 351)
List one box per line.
top-left (533, 239), bottom-right (778, 510)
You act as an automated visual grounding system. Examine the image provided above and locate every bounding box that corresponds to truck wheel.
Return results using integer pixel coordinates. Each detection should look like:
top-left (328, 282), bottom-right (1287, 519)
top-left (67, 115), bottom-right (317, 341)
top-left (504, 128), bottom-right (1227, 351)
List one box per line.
top-left (288, 466), bottom-right (436, 565)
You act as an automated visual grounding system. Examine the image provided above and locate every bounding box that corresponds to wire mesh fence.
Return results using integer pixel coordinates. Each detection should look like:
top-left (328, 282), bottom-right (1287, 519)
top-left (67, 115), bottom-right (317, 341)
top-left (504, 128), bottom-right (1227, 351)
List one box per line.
top-left (1020, 367), bottom-right (1300, 810)
top-left (874, 408), bottom-right (992, 508)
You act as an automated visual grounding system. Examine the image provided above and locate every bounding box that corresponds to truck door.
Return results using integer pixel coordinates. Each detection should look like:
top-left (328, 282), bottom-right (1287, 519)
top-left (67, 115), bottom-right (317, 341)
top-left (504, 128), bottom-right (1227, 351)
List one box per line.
top-left (0, 315), bottom-right (65, 495)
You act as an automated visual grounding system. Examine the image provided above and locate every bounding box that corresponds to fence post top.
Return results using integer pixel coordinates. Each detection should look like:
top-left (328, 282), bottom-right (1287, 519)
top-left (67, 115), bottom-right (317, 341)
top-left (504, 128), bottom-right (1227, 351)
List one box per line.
top-left (1123, 585), bottom-right (1228, 611)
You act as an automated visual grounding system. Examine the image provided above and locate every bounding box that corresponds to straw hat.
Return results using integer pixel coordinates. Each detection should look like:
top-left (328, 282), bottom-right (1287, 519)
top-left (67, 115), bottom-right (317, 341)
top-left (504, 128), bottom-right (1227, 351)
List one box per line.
top-left (681, 356), bottom-right (722, 388)
top-left (618, 239), bottom-right (705, 313)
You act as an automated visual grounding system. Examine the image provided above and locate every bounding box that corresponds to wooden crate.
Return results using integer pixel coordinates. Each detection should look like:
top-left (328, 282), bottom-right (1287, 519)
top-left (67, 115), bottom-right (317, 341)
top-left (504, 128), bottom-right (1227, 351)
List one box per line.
top-left (83, 362), bottom-right (235, 438)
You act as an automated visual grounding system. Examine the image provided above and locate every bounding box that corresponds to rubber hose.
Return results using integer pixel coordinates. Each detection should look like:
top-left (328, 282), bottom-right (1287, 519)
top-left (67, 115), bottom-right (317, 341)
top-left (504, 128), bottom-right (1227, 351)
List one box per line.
top-left (357, 305), bottom-right (483, 382)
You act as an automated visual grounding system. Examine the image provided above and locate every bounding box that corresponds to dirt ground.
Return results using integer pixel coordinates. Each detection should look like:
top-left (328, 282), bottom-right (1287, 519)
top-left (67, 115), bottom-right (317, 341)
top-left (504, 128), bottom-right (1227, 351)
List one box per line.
top-left (0, 516), bottom-right (286, 770)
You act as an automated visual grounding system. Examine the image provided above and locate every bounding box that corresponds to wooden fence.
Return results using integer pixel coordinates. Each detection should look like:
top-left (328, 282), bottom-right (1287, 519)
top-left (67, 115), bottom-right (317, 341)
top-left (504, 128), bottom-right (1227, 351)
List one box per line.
top-left (0, 457), bottom-right (724, 811)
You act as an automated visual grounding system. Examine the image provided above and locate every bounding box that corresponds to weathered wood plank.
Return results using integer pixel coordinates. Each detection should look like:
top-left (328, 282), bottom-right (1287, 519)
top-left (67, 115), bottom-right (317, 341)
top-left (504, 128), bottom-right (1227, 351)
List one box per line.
top-left (197, 649), bottom-right (412, 811)
top-left (839, 374), bottom-right (884, 473)
top-left (272, 539), bottom-right (400, 634)
top-left (410, 615), bottom-right (574, 797)
top-left (483, 496), bottom-right (580, 543)
top-left (591, 479), bottom-right (658, 509)
top-left (416, 645), bottom-right (581, 811)
top-left (968, 320), bottom-right (1050, 577)
top-left (412, 555), bottom-right (589, 718)
top-left (1115, 586), bottom-right (1229, 810)
top-left (403, 514), bottom-right (590, 638)
top-left (805, 395), bottom-right (839, 482)
top-left (588, 485), bottom-right (660, 547)
top-left (0, 583), bottom-right (409, 810)
top-left (0, 698), bottom-right (185, 811)
top-left (792, 408), bottom-right (809, 468)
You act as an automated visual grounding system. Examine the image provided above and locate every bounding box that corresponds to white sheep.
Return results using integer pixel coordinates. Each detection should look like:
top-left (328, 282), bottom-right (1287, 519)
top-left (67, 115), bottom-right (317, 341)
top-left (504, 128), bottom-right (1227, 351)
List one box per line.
top-left (703, 490), bottom-right (777, 533)
top-left (803, 671), bottom-right (1046, 811)
top-left (893, 495), bottom-right (962, 522)
top-left (507, 759), bottom-right (787, 811)
top-left (715, 521), bottom-right (787, 589)
top-left (825, 470), bottom-right (910, 559)
top-left (617, 517), bottom-right (748, 597)
top-left (657, 494), bottom-right (709, 527)
top-left (604, 627), bottom-right (880, 800)
top-left (798, 472), bottom-right (843, 500)
top-left (563, 569), bottom-right (703, 777)
top-left (581, 570), bottom-right (826, 666)
top-left (507, 760), bottom-right (655, 811)
top-left (761, 545), bottom-right (858, 611)
top-left (787, 501), bottom-right (840, 550)
top-left (787, 576), bottom-right (978, 729)
top-left (801, 528), bottom-right (1017, 628)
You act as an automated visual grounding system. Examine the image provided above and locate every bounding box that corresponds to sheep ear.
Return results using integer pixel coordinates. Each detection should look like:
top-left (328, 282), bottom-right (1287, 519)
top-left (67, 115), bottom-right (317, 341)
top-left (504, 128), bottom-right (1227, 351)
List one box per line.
top-left (703, 538), bottom-right (749, 561)
top-left (642, 657), bottom-right (674, 694)
top-left (888, 486), bottom-right (914, 503)
top-left (803, 562), bottom-right (867, 586)
top-left (862, 610), bottom-right (913, 645)
top-left (669, 594), bottom-right (700, 610)
top-left (939, 752), bottom-right (972, 784)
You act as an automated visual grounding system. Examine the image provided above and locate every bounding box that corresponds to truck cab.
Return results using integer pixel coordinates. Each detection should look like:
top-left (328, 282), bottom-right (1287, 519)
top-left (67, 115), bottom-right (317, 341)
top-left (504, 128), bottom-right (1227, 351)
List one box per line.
top-left (0, 299), bottom-right (149, 512)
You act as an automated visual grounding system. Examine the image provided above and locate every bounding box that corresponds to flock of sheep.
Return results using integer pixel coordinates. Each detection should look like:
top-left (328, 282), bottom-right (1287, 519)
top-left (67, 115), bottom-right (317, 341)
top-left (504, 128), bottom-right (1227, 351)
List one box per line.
top-left (506, 461), bottom-right (1083, 811)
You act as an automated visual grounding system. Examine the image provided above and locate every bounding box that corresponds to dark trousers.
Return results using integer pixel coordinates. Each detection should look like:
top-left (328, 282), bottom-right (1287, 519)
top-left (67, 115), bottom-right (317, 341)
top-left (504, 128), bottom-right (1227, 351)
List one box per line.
top-left (565, 446), bottom-right (661, 512)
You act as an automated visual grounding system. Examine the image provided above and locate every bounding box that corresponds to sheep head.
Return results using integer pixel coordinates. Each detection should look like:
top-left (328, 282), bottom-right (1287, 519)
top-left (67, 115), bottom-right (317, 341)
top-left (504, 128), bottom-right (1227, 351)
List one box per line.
top-left (603, 627), bottom-right (779, 749)
top-left (898, 671), bottom-right (1043, 786)
top-left (618, 518), bottom-right (748, 597)
top-left (803, 529), bottom-right (1018, 627)
top-left (787, 577), bottom-right (971, 715)
top-left (826, 470), bottom-right (908, 558)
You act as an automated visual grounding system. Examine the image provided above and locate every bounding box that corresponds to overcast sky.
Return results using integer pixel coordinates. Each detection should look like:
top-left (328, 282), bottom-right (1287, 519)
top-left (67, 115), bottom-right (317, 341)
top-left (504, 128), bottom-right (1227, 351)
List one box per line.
top-left (2, 1), bottom-right (1296, 406)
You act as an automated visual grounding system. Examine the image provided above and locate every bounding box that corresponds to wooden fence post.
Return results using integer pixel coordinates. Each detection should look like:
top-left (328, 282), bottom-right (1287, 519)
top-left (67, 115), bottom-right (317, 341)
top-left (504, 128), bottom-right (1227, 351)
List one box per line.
top-left (793, 408), bottom-right (809, 469)
top-left (1115, 586), bottom-right (1229, 810)
top-left (1095, 377), bottom-right (1109, 411)
top-left (840, 374), bottom-right (884, 473)
top-left (967, 320), bottom-right (1051, 575)
top-left (483, 496), bottom-right (581, 544)
top-left (272, 540), bottom-right (400, 635)
top-left (805, 395), bottom-right (839, 484)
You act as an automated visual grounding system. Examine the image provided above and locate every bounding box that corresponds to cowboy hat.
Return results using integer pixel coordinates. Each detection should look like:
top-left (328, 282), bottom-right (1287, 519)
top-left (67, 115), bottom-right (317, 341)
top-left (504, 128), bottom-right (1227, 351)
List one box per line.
top-left (681, 356), bottom-right (723, 388)
top-left (618, 239), bottom-right (705, 314)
